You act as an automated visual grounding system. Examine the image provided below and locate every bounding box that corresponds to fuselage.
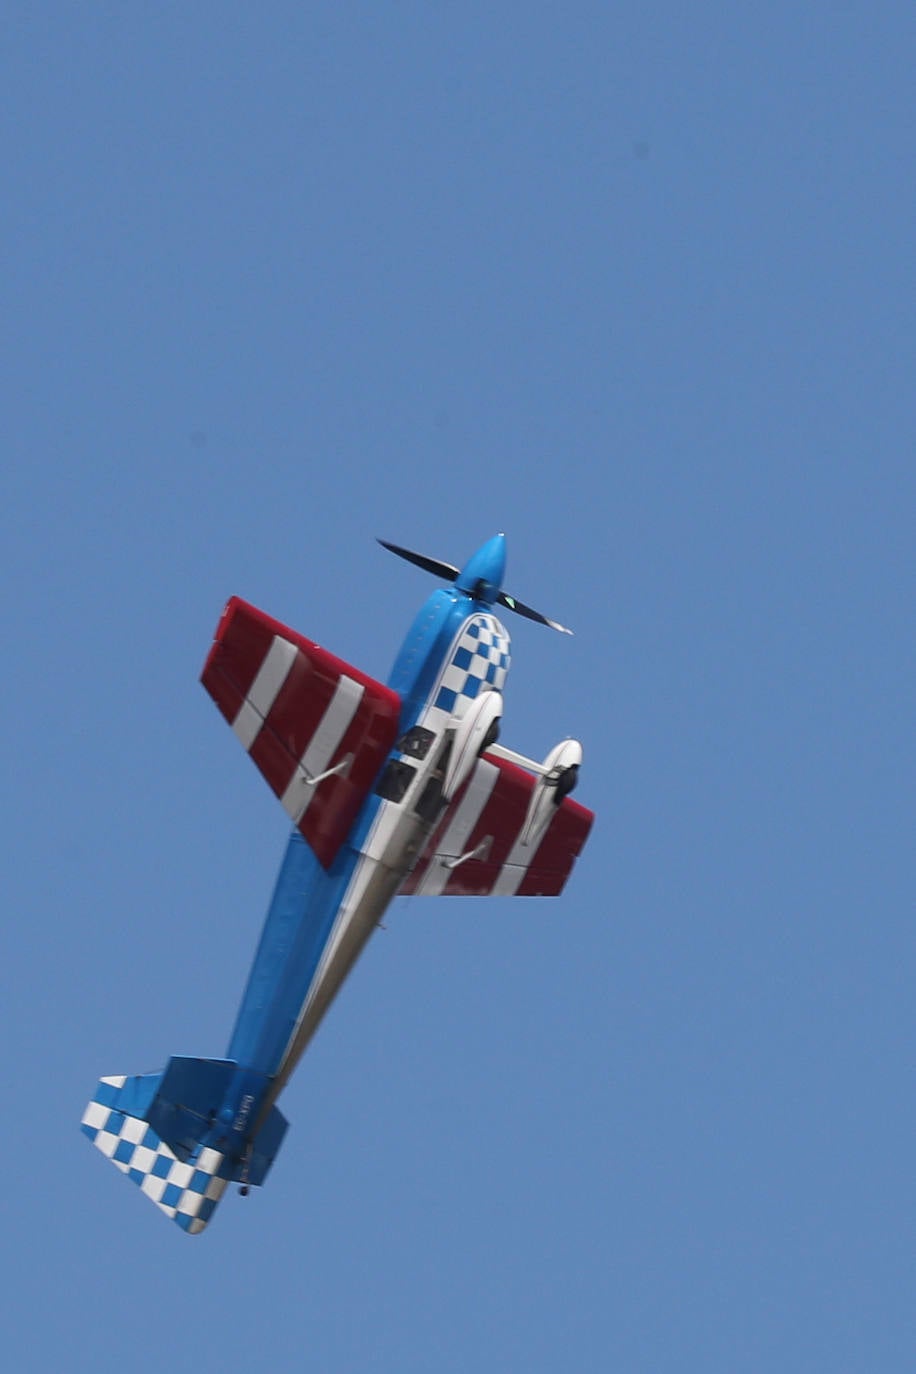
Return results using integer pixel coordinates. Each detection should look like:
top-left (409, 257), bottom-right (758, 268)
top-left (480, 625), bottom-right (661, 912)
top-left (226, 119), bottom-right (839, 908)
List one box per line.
top-left (221, 570), bottom-right (512, 1140)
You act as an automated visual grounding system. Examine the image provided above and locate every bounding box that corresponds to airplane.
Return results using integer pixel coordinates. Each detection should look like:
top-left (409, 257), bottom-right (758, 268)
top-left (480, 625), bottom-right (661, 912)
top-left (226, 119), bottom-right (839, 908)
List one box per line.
top-left (81, 533), bottom-right (594, 1234)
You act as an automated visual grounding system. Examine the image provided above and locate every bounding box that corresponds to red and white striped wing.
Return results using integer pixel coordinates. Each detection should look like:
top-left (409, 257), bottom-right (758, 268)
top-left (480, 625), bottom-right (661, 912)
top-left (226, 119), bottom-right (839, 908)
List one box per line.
top-left (202, 597), bottom-right (401, 868)
top-left (400, 755), bottom-right (593, 897)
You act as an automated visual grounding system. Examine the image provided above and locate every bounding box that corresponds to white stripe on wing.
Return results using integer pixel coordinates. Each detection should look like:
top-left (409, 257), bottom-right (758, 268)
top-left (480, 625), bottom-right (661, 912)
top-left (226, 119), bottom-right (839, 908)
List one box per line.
top-left (232, 635), bottom-right (298, 750)
top-left (281, 676), bottom-right (365, 823)
top-left (415, 759), bottom-right (500, 895)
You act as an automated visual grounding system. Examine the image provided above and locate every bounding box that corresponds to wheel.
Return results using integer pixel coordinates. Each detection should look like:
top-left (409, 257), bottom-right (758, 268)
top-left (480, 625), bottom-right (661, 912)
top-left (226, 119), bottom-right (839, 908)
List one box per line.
top-left (479, 717), bottom-right (501, 754)
top-left (554, 764), bottom-right (579, 802)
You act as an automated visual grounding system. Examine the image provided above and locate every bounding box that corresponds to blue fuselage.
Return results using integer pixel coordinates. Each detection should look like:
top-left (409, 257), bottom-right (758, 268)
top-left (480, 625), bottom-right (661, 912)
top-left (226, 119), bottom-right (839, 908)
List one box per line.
top-left (216, 578), bottom-right (512, 1143)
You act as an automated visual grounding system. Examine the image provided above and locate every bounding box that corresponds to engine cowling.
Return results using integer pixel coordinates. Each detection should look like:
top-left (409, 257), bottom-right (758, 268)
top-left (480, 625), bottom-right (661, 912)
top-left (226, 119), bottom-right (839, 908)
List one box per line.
top-left (520, 738), bottom-right (583, 849)
top-left (442, 690), bottom-right (504, 801)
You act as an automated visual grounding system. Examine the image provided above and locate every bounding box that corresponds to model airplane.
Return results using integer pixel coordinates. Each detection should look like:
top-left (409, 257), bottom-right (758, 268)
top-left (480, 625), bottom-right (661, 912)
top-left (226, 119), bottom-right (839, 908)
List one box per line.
top-left (81, 534), bottom-right (593, 1233)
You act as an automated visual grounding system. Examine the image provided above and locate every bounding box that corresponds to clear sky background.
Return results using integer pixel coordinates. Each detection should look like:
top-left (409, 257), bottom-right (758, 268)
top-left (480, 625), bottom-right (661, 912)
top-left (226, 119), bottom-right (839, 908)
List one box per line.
top-left (2, 5), bottom-right (913, 1370)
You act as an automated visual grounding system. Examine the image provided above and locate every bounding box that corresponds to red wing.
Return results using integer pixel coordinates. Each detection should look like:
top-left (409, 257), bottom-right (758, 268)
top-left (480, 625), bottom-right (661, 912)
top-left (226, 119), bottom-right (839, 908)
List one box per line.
top-left (400, 755), bottom-right (593, 897)
top-left (202, 597), bottom-right (401, 868)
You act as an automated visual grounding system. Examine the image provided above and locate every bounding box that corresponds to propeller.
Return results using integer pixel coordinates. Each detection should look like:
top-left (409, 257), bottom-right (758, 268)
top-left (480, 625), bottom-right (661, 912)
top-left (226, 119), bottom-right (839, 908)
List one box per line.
top-left (376, 540), bottom-right (459, 582)
top-left (378, 538), bottom-right (573, 635)
top-left (496, 591), bottom-right (572, 635)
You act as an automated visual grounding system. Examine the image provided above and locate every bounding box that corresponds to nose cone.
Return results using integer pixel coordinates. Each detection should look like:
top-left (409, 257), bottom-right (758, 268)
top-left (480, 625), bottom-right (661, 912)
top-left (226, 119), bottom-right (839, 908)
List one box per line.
top-left (455, 533), bottom-right (506, 604)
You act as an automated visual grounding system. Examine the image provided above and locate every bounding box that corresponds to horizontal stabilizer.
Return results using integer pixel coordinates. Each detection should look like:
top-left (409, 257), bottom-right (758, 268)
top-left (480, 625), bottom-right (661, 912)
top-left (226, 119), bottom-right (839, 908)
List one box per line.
top-left (81, 1061), bottom-right (289, 1235)
top-left (82, 1074), bottom-right (233, 1234)
top-left (243, 1102), bottom-right (288, 1188)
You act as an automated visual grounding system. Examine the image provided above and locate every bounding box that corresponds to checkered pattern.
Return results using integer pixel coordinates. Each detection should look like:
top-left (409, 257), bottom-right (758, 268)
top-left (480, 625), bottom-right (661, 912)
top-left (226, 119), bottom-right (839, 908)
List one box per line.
top-left (433, 615), bottom-right (511, 717)
top-left (81, 1077), bottom-right (231, 1235)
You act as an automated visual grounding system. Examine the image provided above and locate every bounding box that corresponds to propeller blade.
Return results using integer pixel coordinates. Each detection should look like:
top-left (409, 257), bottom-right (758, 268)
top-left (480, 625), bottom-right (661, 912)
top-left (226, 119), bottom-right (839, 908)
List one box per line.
top-left (379, 538), bottom-right (573, 634)
top-left (377, 540), bottom-right (460, 582)
top-left (498, 592), bottom-right (573, 636)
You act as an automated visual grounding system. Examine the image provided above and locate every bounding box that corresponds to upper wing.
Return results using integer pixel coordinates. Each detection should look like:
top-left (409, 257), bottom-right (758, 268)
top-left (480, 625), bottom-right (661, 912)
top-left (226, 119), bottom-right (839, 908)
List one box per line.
top-left (202, 597), bottom-right (401, 867)
top-left (400, 753), bottom-right (593, 897)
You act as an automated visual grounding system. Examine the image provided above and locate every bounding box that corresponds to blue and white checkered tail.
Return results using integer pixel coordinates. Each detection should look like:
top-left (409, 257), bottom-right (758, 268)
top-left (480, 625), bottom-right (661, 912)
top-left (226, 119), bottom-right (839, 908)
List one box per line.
top-left (81, 1075), bottom-right (233, 1235)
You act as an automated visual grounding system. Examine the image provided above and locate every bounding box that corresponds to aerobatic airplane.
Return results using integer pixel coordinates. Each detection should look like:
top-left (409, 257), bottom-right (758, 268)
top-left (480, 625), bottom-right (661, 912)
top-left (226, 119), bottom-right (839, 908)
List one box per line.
top-left (81, 534), bottom-right (593, 1233)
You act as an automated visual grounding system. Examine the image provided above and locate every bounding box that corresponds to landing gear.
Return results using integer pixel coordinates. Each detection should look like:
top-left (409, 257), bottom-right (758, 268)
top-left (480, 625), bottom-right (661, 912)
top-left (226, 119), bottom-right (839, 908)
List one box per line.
top-left (553, 764), bottom-right (579, 803)
top-left (480, 717), bottom-right (501, 754)
top-left (238, 1142), bottom-right (253, 1197)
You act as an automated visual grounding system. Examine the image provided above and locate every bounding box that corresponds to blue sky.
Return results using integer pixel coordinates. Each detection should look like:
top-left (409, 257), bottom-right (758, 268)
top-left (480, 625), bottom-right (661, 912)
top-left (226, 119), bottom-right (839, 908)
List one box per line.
top-left (2, 4), bottom-right (913, 1369)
